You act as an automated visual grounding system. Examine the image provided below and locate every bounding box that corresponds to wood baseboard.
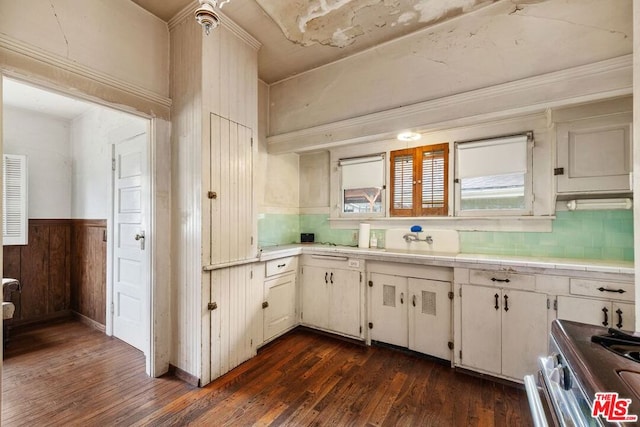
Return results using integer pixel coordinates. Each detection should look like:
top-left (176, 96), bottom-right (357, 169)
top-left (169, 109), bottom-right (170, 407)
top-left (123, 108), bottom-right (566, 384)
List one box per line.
top-left (72, 311), bottom-right (105, 333)
top-left (12, 310), bottom-right (72, 328)
top-left (168, 364), bottom-right (200, 387)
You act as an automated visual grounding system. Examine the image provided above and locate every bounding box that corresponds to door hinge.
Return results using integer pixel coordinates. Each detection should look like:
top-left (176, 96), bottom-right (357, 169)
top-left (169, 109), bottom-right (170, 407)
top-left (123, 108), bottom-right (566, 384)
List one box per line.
top-left (262, 301), bottom-right (269, 309)
top-left (448, 291), bottom-right (454, 300)
top-left (360, 325), bottom-right (362, 333)
top-left (250, 270), bottom-right (253, 279)
top-left (208, 302), bottom-right (218, 310)
top-left (547, 298), bottom-right (550, 309)
top-left (112, 158), bottom-right (116, 171)
top-left (110, 302), bottom-right (114, 314)
top-left (459, 350), bottom-right (462, 360)
top-left (250, 137), bottom-right (254, 147)
top-left (301, 267), bottom-right (304, 275)
top-left (448, 341), bottom-right (454, 350)
top-left (459, 287), bottom-right (462, 297)
top-left (251, 236), bottom-right (254, 245)
top-left (554, 167), bottom-right (565, 176)
top-left (360, 272), bottom-right (362, 283)
top-left (368, 280), bottom-right (373, 288)
top-left (368, 322), bottom-right (373, 329)
top-left (554, 299), bottom-right (558, 311)
top-left (103, 229), bottom-right (107, 242)
top-left (454, 178), bottom-right (460, 184)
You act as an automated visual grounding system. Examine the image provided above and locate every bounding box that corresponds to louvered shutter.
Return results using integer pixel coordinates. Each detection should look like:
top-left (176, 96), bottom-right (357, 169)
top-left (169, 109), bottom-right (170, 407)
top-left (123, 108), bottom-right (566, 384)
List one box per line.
top-left (390, 149), bottom-right (415, 216)
top-left (390, 144), bottom-right (448, 216)
top-left (3, 154), bottom-right (28, 245)
top-left (420, 145), bottom-right (448, 215)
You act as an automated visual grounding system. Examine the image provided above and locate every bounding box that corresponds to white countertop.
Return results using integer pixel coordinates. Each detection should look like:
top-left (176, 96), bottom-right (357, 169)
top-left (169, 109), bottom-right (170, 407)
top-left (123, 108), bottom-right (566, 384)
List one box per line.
top-left (259, 244), bottom-right (634, 276)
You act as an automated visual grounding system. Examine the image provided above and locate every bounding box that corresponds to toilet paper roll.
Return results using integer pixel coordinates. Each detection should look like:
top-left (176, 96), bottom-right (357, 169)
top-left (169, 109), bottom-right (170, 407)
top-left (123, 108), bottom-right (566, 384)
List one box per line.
top-left (358, 223), bottom-right (370, 248)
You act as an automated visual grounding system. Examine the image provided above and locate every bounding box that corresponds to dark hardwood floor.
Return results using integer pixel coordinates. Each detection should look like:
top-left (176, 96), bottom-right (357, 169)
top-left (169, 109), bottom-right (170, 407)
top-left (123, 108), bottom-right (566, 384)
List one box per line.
top-left (2, 321), bottom-right (533, 426)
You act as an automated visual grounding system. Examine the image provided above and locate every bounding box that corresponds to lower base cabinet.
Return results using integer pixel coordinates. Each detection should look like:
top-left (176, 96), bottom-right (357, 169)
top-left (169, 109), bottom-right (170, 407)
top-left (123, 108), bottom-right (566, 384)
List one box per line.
top-left (460, 284), bottom-right (548, 380)
top-left (370, 273), bottom-right (452, 360)
top-left (263, 273), bottom-right (296, 341)
top-left (557, 296), bottom-right (635, 331)
top-left (300, 263), bottom-right (362, 338)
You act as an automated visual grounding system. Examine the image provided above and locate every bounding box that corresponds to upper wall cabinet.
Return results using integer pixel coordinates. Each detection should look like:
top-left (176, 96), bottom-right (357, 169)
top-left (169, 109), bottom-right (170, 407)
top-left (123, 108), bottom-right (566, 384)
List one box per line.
top-left (555, 99), bottom-right (632, 195)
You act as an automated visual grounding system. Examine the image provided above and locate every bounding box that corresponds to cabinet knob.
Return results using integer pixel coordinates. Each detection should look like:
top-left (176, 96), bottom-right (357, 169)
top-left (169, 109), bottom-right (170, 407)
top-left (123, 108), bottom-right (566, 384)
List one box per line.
top-left (262, 301), bottom-right (269, 309)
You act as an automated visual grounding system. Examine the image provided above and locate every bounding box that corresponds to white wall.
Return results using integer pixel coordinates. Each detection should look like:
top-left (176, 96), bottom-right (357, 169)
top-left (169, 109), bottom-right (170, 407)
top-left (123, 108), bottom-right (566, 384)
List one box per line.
top-left (268, 0), bottom-right (632, 136)
top-left (71, 106), bottom-right (144, 219)
top-left (0, 0), bottom-right (169, 98)
top-left (2, 106), bottom-right (71, 218)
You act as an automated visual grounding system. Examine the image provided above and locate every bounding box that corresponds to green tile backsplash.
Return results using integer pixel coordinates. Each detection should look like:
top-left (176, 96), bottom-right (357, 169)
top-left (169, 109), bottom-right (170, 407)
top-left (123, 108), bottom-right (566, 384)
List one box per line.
top-left (458, 210), bottom-right (633, 261)
top-left (259, 210), bottom-right (633, 261)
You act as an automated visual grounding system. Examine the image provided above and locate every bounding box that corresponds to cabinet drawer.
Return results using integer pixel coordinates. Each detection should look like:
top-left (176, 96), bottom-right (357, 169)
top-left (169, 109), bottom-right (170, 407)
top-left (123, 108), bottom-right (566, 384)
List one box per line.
top-left (469, 269), bottom-right (535, 291)
top-left (570, 278), bottom-right (634, 302)
top-left (266, 257), bottom-right (297, 277)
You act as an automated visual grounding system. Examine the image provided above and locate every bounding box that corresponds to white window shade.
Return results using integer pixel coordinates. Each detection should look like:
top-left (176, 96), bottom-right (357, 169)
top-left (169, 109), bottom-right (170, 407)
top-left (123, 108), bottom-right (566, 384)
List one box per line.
top-left (3, 154), bottom-right (28, 245)
top-left (340, 155), bottom-right (384, 189)
top-left (457, 135), bottom-right (528, 179)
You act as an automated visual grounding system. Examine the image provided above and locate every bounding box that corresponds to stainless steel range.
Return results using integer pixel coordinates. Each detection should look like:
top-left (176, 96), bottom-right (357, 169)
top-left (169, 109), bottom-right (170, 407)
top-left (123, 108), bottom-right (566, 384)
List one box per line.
top-left (525, 320), bottom-right (640, 426)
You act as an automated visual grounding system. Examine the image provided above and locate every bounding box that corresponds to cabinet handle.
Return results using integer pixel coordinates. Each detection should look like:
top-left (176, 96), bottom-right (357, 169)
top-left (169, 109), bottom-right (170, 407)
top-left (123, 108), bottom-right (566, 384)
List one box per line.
top-left (616, 308), bottom-right (623, 329)
top-left (494, 293), bottom-right (499, 310)
top-left (277, 263), bottom-right (286, 268)
top-left (491, 277), bottom-right (510, 283)
top-left (330, 272), bottom-right (334, 284)
top-left (412, 295), bottom-right (416, 307)
top-left (602, 307), bottom-right (609, 327)
top-left (598, 287), bottom-right (626, 294)
top-left (503, 294), bottom-right (509, 312)
top-left (400, 293), bottom-right (404, 305)
top-left (325, 272), bottom-right (328, 284)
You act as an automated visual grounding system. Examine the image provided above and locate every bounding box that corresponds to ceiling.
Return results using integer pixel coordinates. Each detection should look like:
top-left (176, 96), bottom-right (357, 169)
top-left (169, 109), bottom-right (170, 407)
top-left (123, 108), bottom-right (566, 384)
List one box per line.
top-left (3, 78), bottom-right (94, 121)
top-left (131, 0), bottom-right (498, 84)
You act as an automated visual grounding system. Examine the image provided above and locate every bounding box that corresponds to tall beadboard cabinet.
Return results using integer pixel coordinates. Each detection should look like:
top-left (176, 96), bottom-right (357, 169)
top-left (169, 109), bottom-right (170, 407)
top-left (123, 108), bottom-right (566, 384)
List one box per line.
top-left (169, 10), bottom-right (261, 386)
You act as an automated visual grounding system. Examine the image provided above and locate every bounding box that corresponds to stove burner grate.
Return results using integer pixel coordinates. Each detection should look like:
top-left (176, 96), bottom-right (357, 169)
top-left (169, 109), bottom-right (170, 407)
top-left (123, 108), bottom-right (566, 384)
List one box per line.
top-left (592, 328), bottom-right (640, 363)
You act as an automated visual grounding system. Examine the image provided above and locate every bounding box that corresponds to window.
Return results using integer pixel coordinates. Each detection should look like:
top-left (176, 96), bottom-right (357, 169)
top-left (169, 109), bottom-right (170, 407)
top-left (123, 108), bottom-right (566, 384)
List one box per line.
top-left (390, 143), bottom-right (449, 216)
top-left (3, 154), bottom-right (28, 245)
top-left (340, 154), bottom-right (385, 215)
top-left (455, 133), bottom-right (532, 215)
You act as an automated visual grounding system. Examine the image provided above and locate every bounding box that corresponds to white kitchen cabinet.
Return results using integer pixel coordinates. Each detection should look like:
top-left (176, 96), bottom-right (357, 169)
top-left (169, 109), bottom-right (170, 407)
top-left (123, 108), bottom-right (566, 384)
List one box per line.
top-left (300, 258), bottom-right (363, 339)
top-left (557, 297), bottom-right (634, 331)
top-left (459, 284), bottom-right (548, 381)
top-left (556, 111), bottom-right (632, 194)
top-left (370, 272), bottom-right (452, 360)
top-left (263, 257), bottom-right (298, 342)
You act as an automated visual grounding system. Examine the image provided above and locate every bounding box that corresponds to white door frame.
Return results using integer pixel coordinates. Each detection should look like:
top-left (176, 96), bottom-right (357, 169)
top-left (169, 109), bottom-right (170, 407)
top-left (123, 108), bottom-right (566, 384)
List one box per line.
top-left (0, 72), bottom-right (167, 377)
top-left (106, 121), bottom-right (152, 369)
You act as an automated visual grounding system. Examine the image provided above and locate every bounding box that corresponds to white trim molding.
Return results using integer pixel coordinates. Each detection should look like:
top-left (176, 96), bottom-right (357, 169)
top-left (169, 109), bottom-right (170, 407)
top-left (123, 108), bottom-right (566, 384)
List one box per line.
top-left (0, 34), bottom-right (172, 109)
top-left (267, 55), bottom-right (632, 154)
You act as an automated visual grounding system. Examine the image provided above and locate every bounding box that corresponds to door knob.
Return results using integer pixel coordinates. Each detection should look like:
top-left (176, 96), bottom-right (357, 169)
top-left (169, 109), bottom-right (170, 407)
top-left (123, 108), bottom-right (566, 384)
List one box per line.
top-left (135, 231), bottom-right (146, 250)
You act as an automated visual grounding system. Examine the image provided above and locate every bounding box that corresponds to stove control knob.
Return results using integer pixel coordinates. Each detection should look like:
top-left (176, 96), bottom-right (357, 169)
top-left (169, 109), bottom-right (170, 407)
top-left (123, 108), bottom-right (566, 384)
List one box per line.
top-left (559, 365), bottom-right (572, 391)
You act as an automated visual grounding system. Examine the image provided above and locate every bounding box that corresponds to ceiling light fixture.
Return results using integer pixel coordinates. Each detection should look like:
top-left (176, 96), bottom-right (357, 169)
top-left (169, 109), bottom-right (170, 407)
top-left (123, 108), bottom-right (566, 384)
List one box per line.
top-left (397, 131), bottom-right (421, 142)
top-left (195, 0), bottom-right (231, 35)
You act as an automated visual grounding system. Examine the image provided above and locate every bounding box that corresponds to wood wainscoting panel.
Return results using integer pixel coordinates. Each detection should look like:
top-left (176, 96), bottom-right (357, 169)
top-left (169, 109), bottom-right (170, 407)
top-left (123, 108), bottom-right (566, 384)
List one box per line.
top-left (2, 219), bottom-right (72, 325)
top-left (70, 220), bottom-right (107, 326)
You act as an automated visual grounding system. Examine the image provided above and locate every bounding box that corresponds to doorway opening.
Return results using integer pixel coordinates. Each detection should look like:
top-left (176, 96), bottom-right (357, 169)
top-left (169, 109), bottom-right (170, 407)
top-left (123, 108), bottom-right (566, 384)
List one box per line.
top-left (1, 77), bottom-right (152, 362)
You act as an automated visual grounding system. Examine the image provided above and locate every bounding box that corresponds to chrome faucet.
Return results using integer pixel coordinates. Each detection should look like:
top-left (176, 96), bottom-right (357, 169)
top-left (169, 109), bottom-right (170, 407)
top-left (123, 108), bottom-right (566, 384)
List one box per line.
top-left (403, 233), bottom-right (433, 244)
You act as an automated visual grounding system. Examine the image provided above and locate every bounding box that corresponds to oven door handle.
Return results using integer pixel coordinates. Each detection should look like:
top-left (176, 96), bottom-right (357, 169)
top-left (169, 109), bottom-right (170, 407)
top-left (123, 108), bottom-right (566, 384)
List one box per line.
top-left (524, 374), bottom-right (549, 427)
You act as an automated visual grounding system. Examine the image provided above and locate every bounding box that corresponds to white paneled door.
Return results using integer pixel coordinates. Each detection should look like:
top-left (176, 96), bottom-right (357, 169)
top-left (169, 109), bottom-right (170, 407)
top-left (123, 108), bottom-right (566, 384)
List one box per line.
top-left (112, 132), bottom-right (149, 352)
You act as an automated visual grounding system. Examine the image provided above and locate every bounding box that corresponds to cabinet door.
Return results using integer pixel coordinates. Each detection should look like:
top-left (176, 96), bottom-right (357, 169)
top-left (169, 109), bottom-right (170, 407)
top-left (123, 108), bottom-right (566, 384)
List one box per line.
top-left (460, 285), bottom-right (502, 374)
top-left (370, 273), bottom-right (408, 347)
top-left (612, 302), bottom-right (634, 332)
top-left (329, 268), bottom-right (361, 338)
top-left (460, 285), bottom-right (501, 374)
top-left (408, 278), bottom-right (451, 360)
top-left (501, 290), bottom-right (548, 380)
top-left (556, 112), bottom-right (632, 193)
top-left (263, 274), bottom-right (296, 341)
top-left (557, 295), bottom-right (610, 327)
top-left (300, 265), bottom-right (330, 329)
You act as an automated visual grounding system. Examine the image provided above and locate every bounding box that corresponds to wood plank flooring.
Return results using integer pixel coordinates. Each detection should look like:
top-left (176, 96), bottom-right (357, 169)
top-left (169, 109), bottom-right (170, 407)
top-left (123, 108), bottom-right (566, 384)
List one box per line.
top-left (2, 321), bottom-right (533, 426)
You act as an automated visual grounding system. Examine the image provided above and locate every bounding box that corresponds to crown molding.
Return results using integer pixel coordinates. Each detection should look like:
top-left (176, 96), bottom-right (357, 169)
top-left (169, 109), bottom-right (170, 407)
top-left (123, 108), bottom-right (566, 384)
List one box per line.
top-left (267, 55), bottom-right (632, 154)
top-left (0, 34), bottom-right (172, 109)
top-left (168, 0), bottom-right (261, 51)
